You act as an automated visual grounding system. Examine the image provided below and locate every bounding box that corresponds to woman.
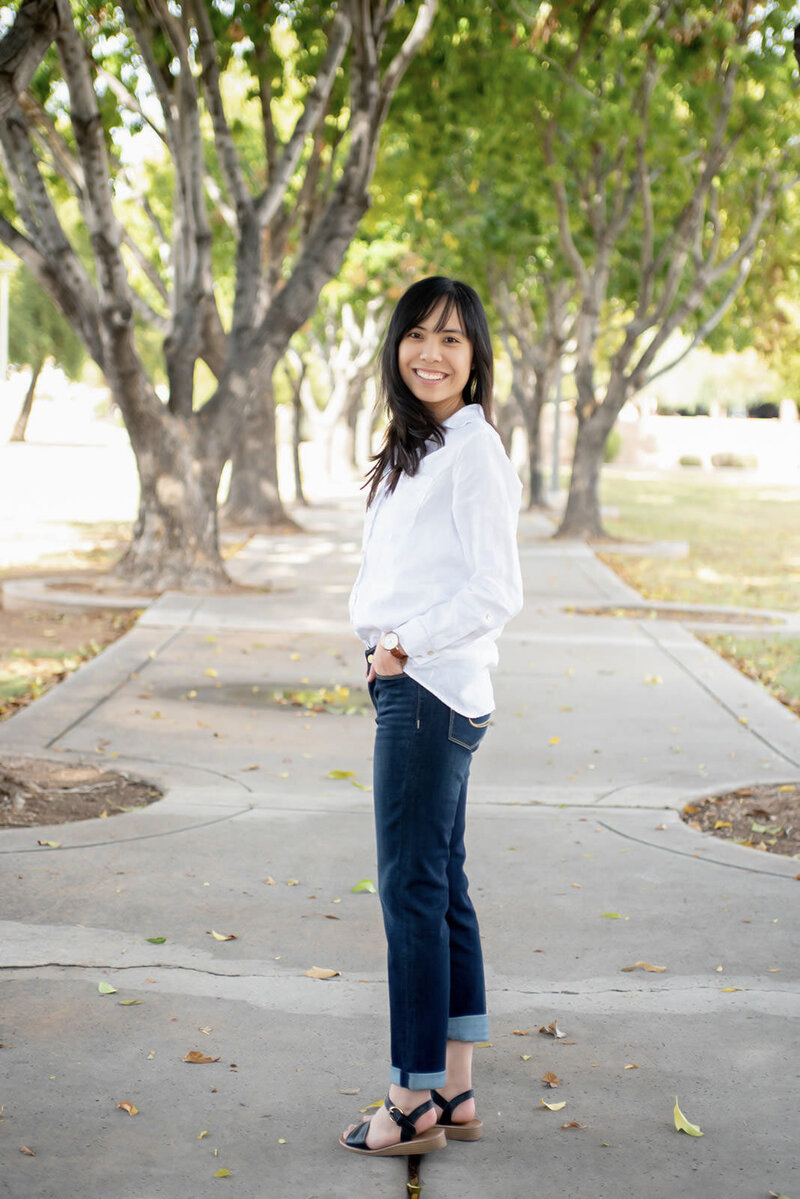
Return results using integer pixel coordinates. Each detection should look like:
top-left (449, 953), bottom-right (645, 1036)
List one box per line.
top-left (342, 276), bottom-right (523, 1157)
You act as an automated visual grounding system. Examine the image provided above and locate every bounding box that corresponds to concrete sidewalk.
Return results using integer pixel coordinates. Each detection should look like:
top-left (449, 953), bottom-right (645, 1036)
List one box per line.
top-left (1, 500), bottom-right (798, 1199)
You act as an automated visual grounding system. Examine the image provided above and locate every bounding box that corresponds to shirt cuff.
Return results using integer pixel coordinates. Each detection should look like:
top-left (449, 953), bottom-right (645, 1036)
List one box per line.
top-left (394, 615), bottom-right (434, 661)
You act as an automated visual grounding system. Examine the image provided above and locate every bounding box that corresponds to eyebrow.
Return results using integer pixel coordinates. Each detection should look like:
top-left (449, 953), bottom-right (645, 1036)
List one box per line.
top-left (412, 323), bottom-right (465, 335)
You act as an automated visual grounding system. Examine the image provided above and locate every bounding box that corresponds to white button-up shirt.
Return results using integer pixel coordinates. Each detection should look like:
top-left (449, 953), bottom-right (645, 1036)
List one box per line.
top-left (349, 404), bottom-right (523, 717)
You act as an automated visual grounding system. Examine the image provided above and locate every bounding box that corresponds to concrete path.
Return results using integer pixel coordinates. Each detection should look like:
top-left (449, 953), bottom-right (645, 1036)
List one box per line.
top-left (1, 499), bottom-right (798, 1199)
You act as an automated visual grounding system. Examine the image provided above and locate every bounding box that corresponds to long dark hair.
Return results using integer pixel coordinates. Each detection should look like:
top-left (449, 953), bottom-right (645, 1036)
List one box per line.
top-left (365, 276), bottom-right (494, 507)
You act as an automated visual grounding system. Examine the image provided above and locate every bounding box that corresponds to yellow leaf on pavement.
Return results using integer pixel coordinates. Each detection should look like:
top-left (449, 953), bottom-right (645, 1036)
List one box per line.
top-left (673, 1097), bottom-right (703, 1136)
top-left (211, 930), bottom-right (237, 941)
top-left (303, 966), bottom-right (340, 979)
top-left (540, 1099), bottom-right (567, 1111)
top-left (118, 1101), bottom-right (139, 1116)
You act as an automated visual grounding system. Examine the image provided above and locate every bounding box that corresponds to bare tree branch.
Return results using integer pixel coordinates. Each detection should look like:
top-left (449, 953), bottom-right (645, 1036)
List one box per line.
top-left (255, 10), bottom-right (351, 228)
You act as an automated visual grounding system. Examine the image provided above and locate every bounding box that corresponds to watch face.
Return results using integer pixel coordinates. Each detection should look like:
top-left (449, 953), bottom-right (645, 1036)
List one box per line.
top-left (382, 632), bottom-right (399, 651)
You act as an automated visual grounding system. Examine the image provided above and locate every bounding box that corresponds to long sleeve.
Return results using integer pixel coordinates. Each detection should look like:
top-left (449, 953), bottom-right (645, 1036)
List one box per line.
top-left (395, 433), bottom-right (522, 659)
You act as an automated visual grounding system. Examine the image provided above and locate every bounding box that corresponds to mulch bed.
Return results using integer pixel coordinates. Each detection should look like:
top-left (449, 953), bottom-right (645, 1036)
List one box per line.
top-left (682, 781), bottom-right (800, 860)
top-left (0, 756), bottom-right (161, 829)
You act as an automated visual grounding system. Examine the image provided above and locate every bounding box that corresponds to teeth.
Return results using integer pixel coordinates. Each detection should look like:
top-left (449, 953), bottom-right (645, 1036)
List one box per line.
top-left (416, 370), bottom-right (446, 380)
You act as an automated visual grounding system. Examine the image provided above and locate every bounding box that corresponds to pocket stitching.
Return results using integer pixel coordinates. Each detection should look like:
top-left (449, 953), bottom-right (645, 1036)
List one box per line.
top-left (448, 709), bottom-right (490, 750)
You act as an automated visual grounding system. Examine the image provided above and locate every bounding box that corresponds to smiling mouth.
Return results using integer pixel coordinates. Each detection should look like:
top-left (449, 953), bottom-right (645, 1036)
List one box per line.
top-left (413, 369), bottom-right (447, 381)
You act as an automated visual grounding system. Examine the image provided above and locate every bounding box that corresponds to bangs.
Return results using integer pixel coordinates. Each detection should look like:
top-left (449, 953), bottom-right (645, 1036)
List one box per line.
top-left (404, 292), bottom-right (462, 336)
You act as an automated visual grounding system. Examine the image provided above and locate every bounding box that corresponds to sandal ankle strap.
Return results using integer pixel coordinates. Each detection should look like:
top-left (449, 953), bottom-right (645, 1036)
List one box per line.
top-left (431, 1088), bottom-right (474, 1125)
top-left (384, 1097), bottom-right (434, 1143)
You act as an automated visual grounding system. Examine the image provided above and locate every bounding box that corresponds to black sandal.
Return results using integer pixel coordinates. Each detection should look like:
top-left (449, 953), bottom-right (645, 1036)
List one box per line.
top-left (431, 1089), bottom-right (483, 1141)
top-left (340, 1097), bottom-right (447, 1156)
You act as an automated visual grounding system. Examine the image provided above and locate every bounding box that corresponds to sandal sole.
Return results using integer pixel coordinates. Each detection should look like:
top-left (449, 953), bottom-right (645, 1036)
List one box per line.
top-left (339, 1127), bottom-right (447, 1156)
top-left (441, 1120), bottom-right (483, 1141)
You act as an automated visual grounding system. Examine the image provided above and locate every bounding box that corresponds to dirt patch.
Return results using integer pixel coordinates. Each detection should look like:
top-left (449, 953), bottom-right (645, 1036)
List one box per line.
top-left (0, 755), bottom-right (162, 829)
top-left (569, 605), bottom-right (779, 625)
top-left (0, 605), bottom-right (140, 721)
top-left (682, 782), bottom-right (800, 860)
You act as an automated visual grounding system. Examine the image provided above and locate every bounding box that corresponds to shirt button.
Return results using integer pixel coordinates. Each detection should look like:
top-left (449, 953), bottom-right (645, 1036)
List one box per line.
top-left (427, 650), bottom-right (434, 656)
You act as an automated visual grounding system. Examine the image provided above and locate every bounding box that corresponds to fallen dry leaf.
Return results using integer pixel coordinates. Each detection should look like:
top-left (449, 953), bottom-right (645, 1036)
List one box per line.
top-left (183, 1051), bottom-right (221, 1064)
top-left (210, 930), bottom-right (237, 941)
top-left (539, 1020), bottom-right (566, 1039)
top-left (20, 1145), bottom-right (36, 1156)
top-left (118, 1101), bottom-right (139, 1116)
top-left (673, 1096), bottom-right (703, 1137)
top-left (542, 1072), bottom-right (560, 1088)
top-left (624, 1064), bottom-right (639, 1070)
top-left (339, 1088), bottom-right (361, 1095)
top-left (620, 961), bottom-right (667, 973)
top-left (303, 966), bottom-right (341, 980)
top-left (198, 1130), bottom-right (210, 1140)
top-left (561, 1121), bottom-right (585, 1129)
top-left (540, 1099), bottom-right (566, 1111)
top-left (264, 876), bottom-right (276, 885)
top-left (213, 1167), bottom-right (231, 1177)
top-left (37, 840), bottom-right (61, 849)
top-left (512, 1029), bottom-right (529, 1036)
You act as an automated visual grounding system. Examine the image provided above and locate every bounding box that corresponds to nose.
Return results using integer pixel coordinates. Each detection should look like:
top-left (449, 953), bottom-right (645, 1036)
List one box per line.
top-left (419, 338), bottom-right (441, 361)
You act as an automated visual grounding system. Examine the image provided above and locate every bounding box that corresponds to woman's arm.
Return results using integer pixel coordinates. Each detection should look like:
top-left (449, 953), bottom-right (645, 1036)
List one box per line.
top-left (394, 432), bottom-right (523, 660)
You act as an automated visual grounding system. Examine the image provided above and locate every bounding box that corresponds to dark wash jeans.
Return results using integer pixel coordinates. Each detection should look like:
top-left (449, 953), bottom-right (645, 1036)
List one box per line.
top-left (368, 668), bottom-right (491, 1089)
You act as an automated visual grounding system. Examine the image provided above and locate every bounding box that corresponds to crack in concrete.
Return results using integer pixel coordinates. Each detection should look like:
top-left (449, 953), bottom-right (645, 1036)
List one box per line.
top-left (0, 804), bottom-right (254, 854)
top-left (596, 818), bottom-right (799, 880)
top-left (0, 960), bottom-right (261, 978)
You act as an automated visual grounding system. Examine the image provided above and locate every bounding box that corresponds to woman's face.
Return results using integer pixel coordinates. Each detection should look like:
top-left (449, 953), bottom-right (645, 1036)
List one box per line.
top-left (397, 299), bottom-right (473, 421)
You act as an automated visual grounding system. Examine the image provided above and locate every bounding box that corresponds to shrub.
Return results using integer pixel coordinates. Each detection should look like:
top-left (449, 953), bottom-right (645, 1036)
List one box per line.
top-left (710, 452), bottom-right (758, 470)
top-left (679, 454), bottom-right (703, 467)
top-left (747, 401), bottom-right (779, 419)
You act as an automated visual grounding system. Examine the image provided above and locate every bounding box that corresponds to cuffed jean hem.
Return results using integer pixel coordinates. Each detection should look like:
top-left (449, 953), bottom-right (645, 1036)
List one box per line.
top-left (447, 1013), bottom-right (489, 1043)
top-left (390, 1065), bottom-right (448, 1089)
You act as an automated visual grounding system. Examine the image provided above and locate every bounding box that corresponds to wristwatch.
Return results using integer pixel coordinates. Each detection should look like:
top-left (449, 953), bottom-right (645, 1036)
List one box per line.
top-left (380, 631), bottom-right (407, 660)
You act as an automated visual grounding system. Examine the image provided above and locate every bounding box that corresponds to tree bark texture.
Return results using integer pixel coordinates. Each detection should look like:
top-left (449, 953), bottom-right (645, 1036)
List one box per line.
top-left (222, 379), bottom-right (296, 528)
top-left (554, 407), bottom-right (616, 540)
top-left (118, 413), bottom-right (228, 589)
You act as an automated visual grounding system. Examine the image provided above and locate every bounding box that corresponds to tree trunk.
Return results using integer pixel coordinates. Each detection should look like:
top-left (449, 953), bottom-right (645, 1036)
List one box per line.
top-left (554, 407), bottom-right (615, 539)
top-left (222, 380), bottom-right (296, 528)
top-left (522, 373), bottom-right (551, 509)
top-left (115, 415), bottom-right (229, 590)
top-left (9, 355), bottom-right (43, 442)
top-left (292, 385), bottom-right (308, 507)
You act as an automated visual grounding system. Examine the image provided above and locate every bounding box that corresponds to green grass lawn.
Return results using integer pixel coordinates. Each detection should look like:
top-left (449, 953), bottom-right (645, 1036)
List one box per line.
top-left (596, 469), bottom-right (800, 714)
top-left (599, 470), bottom-right (800, 613)
top-left (701, 634), bottom-right (800, 718)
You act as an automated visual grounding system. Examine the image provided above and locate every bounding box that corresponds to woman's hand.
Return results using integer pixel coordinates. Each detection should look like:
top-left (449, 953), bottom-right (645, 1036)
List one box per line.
top-left (367, 642), bottom-right (407, 681)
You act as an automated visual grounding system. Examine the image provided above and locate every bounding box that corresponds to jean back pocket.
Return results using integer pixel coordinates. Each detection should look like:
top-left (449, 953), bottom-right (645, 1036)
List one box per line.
top-left (448, 710), bottom-right (492, 751)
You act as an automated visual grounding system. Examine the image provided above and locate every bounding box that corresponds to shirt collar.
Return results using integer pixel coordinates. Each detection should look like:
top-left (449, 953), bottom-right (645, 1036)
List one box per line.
top-left (442, 403), bottom-right (486, 430)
